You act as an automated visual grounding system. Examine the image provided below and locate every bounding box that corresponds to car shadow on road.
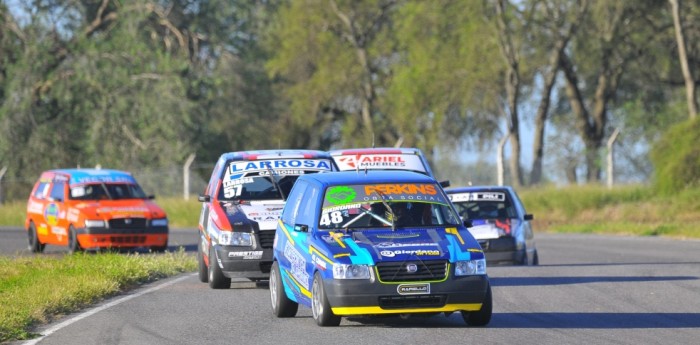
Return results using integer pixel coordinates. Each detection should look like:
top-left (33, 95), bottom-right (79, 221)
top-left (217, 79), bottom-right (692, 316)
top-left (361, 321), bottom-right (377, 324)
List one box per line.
top-left (490, 275), bottom-right (698, 286)
top-left (345, 312), bottom-right (700, 329)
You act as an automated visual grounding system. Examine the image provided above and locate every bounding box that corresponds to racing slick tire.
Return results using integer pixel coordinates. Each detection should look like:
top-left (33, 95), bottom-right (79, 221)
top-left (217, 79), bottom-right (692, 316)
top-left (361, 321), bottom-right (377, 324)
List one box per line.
top-left (68, 225), bottom-right (83, 254)
top-left (312, 272), bottom-right (341, 327)
top-left (197, 241), bottom-right (209, 283)
top-left (27, 222), bottom-right (45, 253)
top-left (208, 246), bottom-right (231, 289)
top-left (532, 250), bottom-right (540, 266)
top-left (462, 283), bottom-right (492, 326)
top-left (270, 261), bottom-right (298, 317)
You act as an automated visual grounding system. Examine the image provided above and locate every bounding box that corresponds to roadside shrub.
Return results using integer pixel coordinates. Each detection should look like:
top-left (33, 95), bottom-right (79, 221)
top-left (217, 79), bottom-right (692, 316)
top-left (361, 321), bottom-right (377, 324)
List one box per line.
top-left (650, 118), bottom-right (700, 194)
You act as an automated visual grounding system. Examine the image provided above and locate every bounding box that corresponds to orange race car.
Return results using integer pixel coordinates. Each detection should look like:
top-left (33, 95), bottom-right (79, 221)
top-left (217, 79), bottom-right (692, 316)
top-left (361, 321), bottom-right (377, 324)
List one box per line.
top-left (25, 169), bottom-right (169, 253)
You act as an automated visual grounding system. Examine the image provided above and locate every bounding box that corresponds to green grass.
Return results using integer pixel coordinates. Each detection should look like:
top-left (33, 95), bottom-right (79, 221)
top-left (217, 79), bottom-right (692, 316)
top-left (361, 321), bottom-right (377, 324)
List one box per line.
top-left (0, 198), bottom-right (202, 229)
top-left (0, 201), bottom-right (26, 228)
top-left (155, 197), bottom-right (202, 228)
top-left (519, 185), bottom-right (700, 239)
top-left (0, 250), bottom-right (196, 342)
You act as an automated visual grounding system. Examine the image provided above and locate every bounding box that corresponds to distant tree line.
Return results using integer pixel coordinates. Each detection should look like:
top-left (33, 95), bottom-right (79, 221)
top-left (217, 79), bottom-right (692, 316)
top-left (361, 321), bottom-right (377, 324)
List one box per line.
top-left (1, 0), bottom-right (698, 200)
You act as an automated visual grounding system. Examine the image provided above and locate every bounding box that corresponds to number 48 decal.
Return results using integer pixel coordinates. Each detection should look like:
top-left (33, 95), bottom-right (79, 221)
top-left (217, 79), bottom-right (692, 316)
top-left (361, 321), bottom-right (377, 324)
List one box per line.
top-left (320, 211), bottom-right (343, 226)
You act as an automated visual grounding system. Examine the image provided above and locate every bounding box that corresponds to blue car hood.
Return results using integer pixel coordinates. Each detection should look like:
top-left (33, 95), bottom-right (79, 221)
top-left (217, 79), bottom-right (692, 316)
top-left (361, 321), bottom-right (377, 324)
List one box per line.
top-left (317, 227), bottom-right (484, 265)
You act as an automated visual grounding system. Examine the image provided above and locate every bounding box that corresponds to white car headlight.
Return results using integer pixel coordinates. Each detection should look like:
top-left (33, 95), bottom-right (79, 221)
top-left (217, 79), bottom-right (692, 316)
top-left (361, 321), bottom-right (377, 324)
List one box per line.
top-left (84, 219), bottom-right (106, 228)
top-left (151, 218), bottom-right (168, 227)
top-left (454, 259), bottom-right (487, 276)
top-left (333, 264), bottom-right (371, 279)
top-left (219, 231), bottom-right (253, 246)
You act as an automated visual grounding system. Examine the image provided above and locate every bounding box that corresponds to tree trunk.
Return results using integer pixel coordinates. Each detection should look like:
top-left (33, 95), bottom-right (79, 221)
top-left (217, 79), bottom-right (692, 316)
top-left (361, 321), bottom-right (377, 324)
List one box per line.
top-left (495, 0), bottom-right (523, 187)
top-left (529, 0), bottom-right (587, 184)
top-left (669, 0), bottom-right (698, 119)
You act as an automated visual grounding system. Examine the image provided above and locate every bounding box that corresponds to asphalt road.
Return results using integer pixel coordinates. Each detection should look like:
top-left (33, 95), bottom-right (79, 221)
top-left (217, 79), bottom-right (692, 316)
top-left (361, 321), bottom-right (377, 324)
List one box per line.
top-left (3, 229), bottom-right (700, 345)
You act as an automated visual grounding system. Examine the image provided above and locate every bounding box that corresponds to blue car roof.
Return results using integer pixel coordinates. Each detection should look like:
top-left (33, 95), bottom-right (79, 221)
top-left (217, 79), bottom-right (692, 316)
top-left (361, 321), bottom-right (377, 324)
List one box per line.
top-left (218, 149), bottom-right (332, 161)
top-left (49, 169), bottom-right (137, 185)
top-left (300, 170), bottom-right (437, 187)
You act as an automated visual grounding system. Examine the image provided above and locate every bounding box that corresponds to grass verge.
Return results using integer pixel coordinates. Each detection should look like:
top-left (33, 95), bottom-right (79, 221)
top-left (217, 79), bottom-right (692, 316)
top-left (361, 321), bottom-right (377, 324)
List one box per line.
top-left (519, 185), bottom-right (700, 239)
top-left (0, 198), bottom-right (202, 229)
top-left (0, 250), bottom-right (196, 342)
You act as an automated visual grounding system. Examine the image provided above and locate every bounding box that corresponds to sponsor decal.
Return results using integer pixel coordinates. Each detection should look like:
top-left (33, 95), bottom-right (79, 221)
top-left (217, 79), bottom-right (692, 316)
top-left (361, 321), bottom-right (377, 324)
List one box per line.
top-left (28, 200), bottom-right (44, 214)
top-left (284, 242), bottom-right (309, 285)
top-left (325, 186), bottom-right (357, 205)
top-left (72, 176), bottom-right (134, 184)
top-left (375, 242), bottom-right (439, 248)
top-left (97, 206), bottom-right (149, 213)
top-left (322, 203), bottom-right (363, 214)
top-left (364, 184), bottom-right (437, 196)
top-left (312, 254), bottom-right (327, 270)
top-left (397, 283), bottom-right (431, 295)
top-left (380, 249), bottom-right (440, 257)
top-left (228, 159), bottom-right (332, 173)
top-left (376, 233), bottom-right (420, 239)
top-left (335, 154), bottom-right (427, 172)
top-left (468, 224), bottom-right (501, 240)
top-left (228, 251), bottom-right (263, 259)
top-left (51, 226), bottom-right (67, 236)
top-left (450, 192), bottom-right (506, 202)
top-left (44, 203), bottom-right (59, 226)
top-left (67, 208), bottom-right (80, 222)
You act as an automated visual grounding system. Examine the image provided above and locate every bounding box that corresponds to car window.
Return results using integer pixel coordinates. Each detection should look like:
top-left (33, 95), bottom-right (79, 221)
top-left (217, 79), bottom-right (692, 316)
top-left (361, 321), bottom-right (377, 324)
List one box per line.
top-left (33, 182), bottom-right (50, 199)
top-left (218, 159), bottom-right (332, 201)
top-left (70, 183), bottom-right (147, 200)
top-left (451, 191), bottom-right (517, 219)
top-left (50, 181), bottom-right (66, 201)
top-left (318, 183), bottom-right (459, 230)
top-left (282, 180), bottom-right (309, 226)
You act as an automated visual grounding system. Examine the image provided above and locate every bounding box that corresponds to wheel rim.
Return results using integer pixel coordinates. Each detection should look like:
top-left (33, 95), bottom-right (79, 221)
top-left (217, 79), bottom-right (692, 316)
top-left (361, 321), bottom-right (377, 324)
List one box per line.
top-left (208, 250), bottom-right (214, 282)
top-left (312, 278), bottom-right (321, 319)
top-left (270, 268), bottom-right (278, 309)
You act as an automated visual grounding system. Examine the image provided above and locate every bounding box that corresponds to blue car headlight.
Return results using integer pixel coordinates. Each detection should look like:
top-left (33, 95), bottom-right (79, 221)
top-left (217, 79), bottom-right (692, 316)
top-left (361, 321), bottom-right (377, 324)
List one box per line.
top-left (454, 259), bottom-right (487, 276)
top-left (333, 264), bottom-right (371, 280)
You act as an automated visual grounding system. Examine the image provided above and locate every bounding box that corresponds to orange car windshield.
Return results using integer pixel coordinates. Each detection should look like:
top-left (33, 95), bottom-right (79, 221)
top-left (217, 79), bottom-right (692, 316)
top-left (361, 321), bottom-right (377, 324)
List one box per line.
top-left (70, 183), bottom-right (147, 200)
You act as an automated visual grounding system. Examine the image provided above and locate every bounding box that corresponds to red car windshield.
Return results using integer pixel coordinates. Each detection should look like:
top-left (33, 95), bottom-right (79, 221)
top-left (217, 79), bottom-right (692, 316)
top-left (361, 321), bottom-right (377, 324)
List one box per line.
top-left (70, 183), bottom-right (147, 200)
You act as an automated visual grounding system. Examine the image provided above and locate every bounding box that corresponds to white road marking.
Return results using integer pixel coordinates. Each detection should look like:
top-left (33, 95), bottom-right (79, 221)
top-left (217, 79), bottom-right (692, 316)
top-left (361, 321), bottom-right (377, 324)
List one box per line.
top-left (23, 273), bottom-right (195, 345)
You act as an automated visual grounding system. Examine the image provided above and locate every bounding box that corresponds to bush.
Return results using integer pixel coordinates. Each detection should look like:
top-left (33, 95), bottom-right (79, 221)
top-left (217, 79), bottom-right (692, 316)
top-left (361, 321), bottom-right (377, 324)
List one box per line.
top-left (650, 118), bottom-right (700, 194)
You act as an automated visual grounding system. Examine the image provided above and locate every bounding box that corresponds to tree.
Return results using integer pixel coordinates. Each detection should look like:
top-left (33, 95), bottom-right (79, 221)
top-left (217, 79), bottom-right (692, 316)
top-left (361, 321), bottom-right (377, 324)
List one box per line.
top-left (388, 0), bottom-right (502, 164)
top-left (669, 0), bottom-right (698, 119)
top-left (265, 0), bottom-right (399, 149)
top-left (527, 0), bottom-right (587, 185)
top-left (558, 1), bottom-right (662, 182)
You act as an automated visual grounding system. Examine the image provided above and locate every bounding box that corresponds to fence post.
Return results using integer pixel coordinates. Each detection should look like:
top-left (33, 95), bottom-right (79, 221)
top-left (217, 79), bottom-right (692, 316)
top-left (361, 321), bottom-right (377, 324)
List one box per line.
top-left (183, 153), bottom-right (196, 200)
top-left (607, 128), bottom-right (620, 189)
top-left (496, 135), bottom-right (509, 186)
top-left (0, 166), bottom-right (7, 204)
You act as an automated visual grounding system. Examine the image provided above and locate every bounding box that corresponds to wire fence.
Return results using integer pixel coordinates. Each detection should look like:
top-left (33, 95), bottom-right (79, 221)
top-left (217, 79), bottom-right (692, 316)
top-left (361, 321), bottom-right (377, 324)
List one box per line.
top-left (0, 163), bottom-right (216, 204)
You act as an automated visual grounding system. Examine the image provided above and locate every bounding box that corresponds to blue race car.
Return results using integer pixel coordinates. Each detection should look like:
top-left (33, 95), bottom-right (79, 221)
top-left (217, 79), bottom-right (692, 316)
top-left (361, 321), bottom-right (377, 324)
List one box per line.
top-left (271, 170), bottom-right (491, 326)
top-left (446, 186), bottom-right (538, 266)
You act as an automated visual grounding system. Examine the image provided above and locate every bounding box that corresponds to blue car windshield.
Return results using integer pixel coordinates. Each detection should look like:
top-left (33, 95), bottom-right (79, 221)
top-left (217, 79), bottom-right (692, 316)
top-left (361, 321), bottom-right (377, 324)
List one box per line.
top-left (450, 191), bottom-right (517, 220)
top-left (319, 183), bottom-right (460, 230)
